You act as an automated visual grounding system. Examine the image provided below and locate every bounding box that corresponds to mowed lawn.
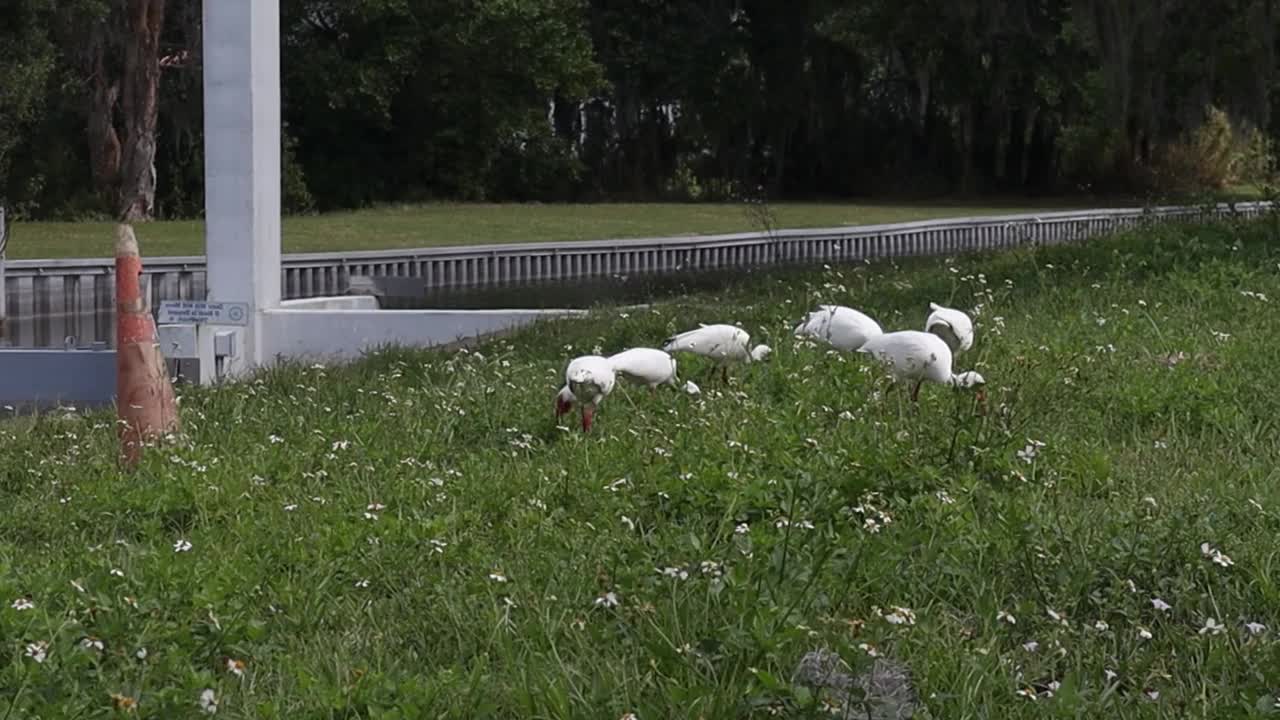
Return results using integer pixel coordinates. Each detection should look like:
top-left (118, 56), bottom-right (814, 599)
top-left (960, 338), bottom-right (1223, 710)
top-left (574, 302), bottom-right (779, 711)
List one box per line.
top-left (5, 200), bottom-right (1095, 259)
top-left (4, 217), bottom-right (1280, 717)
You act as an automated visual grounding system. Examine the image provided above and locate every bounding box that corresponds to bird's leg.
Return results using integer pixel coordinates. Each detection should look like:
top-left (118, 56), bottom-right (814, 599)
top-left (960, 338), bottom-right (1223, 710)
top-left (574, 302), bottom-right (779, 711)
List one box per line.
top-left (975, 387), bottom-right (989, 416)
top-left (581, 404), bottom-right (595, 433)
top-left (911, 379), bottom-right (923, 403)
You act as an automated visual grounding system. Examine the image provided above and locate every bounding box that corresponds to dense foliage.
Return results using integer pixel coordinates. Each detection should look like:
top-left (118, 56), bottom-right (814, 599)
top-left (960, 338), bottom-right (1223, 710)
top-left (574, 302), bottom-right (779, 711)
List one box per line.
top-left (3, 0), bottom-right (1280, 219)
top-left (4, 217), bottom-right (1280, 716)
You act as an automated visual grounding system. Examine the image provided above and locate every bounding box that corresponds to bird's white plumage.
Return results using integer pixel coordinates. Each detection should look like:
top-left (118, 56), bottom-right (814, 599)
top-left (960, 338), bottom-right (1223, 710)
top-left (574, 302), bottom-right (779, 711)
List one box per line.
top-left (858, 330), bottom-right (986, 390)
top-left (662, 323), bottom-right (770, 365)
top-left (793, 304), bottom-right (883, 351)
top-left (562, 354), bottom-right (616, 406)
top-left (608, 347), bottom-right (678, 389)
top-left (859, 330), bottom-right (954, 384)
top-left (924, 302), bottom-right (975, 354)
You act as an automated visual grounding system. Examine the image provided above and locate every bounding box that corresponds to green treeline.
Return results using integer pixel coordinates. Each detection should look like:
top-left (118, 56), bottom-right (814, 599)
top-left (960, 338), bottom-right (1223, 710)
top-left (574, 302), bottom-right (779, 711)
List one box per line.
top-left (2, 0), bottom-right (1278, 220)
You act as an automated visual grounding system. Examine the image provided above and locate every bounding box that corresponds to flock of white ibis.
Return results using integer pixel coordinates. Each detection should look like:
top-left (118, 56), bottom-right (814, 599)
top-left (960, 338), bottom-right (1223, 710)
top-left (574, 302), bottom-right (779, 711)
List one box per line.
top-left (554, 301), bottom-right (986, 432)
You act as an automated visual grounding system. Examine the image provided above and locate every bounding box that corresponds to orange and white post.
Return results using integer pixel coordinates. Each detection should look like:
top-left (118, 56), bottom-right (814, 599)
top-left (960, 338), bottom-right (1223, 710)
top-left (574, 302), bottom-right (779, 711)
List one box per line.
top-left (115, 224), bottom-right (180, 467)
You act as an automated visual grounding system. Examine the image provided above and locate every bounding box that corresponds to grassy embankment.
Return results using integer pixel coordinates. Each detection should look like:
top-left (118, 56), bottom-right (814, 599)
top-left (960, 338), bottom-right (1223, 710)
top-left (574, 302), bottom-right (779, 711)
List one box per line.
top-left (3, 214), bottom-right (1280, 717)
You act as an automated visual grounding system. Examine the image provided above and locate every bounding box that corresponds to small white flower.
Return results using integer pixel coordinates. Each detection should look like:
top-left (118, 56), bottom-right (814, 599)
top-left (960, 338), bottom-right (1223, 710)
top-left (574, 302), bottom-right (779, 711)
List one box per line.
top-left (1199, 617), bottom-right (1225, 635)
top-left (1016, 687), bottom-right (1038, 700)
top-left (620, 713), bottom-right (638, 720)
top-left (683, 381), bottom-right (701, 395)
top-left (858, 642), bottom-right (879, 657)
top-left (1022, 640), bottom-right (1039, 652)
top-left (489, 572), bottom-right (509, 583)
top-left (283, 503), bottom-right (298, 512)
top-left (268, 434), bottom-right (284, 444)
top-left (735, 522), bottom-right (750, 535)
top-left (174, 539), bottom-right (192, 553)
top-left (79, 636), bottom-right (105, 652)
top-left (136, 647), bottom-right (148, 660)
top-left (11, 598), bottom-right (34, 611)
top-left (594, 591), bottom-right (620, 608)
top-left (1137, 627), bottom-right (1153, 640)
top-left (1094, 620), bottom-right (1110, 632)
top-left (620, 515), bottom-right (635, 531)
top-left (110, 568), bottom-right (125, 577)
top-left (997, 610), bottom-right (1017, 625)
top-left (1245, 621), bottom-right (1267, 636)
top-left (25, 641), bottom-right (48, 663)
top-left (1145, 689), bottom-right (1160, 701)
top-left (226, 658), bottom-right (246, 676)
top-left (882, 606), bottom-right (916, 625)
top-left (1200, 543), bottom-right (1235, 567)
top-left (198, 688), bottom-right (218, 714)
top-left (1104, 669), bottom-right (1117, 682)
top-left (935, 490), bottom-right (956, 505)
top-left (1047, 608), bottom-right (1068, 627)
top-left (354, 578), bottom-right (370, 588)
top-left (1151, 598), bottom-right (1172, 612)
top-left (658, 567), bottom-right (689, 580)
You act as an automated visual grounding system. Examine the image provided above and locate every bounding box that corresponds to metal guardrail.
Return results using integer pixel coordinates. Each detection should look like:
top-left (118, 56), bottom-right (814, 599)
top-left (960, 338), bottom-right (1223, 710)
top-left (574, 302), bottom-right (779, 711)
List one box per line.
top-left (0, 201), bottom-right (1270, 348)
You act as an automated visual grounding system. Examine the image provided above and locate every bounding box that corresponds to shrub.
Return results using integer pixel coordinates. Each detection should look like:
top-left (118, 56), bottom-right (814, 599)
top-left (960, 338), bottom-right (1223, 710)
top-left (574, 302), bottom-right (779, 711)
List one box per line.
top-left (1149, 106), bottom-right (1277, 194)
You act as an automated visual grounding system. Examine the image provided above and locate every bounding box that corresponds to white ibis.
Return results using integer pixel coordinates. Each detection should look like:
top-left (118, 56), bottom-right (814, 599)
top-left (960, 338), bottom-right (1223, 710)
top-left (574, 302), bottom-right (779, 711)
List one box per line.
top-left (793, 304), bottom-right (883, 351)
top-left (924, 302), bottom-right (975, 354)
top-left (661, 323), bottom-right (771, 383)
top-left (554, 355), bottom-right (617, 432)
top-left (857, 330), bottom-right (986, 409)
top-left (607, 347), bottom-right (678, 392)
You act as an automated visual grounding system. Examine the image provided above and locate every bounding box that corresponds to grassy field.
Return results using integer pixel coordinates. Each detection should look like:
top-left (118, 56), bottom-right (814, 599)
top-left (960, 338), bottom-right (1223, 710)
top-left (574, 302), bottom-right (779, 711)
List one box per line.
top-left (4, 215), bottom-right (1280, 717)
top-left (4, 199), bottom-right (1101, 260)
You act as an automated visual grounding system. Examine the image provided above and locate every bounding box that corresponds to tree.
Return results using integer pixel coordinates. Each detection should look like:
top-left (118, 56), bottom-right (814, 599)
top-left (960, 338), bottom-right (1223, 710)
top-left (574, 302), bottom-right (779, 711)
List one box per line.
top-left (0, 0), bottom-right (58, 210)
top-left (76, 0), bottom-right (169, 221)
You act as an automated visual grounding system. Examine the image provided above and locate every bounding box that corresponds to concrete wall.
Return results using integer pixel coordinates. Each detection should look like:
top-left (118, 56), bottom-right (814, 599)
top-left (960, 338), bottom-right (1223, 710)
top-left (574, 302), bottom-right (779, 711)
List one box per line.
top-left (260, 308), bottom-right (587, 364)
top-left (0, 349), bottom-right (115, 410)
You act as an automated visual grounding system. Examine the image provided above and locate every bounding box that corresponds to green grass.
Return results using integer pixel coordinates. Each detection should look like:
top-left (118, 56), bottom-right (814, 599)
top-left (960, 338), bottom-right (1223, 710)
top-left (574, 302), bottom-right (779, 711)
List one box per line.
top-left (5, 199), bottom-right (1102, 260)
top-left (5, 215), bottom-right (1280, 717)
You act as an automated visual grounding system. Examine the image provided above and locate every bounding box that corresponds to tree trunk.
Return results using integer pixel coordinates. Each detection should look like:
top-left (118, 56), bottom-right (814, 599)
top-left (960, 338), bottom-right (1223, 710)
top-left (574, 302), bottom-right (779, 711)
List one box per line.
top-left (87, 29), bottom-right (122, 209)
top-left (117, 0), bottom-right (166, 221)
top-left (82, 0), bottom-right (167, 222)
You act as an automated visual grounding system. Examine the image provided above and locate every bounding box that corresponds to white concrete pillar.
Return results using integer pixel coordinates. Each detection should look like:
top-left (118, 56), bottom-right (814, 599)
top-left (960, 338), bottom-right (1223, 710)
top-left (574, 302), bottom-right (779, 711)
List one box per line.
top-left (202, 0), bottom-right (281, 375)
